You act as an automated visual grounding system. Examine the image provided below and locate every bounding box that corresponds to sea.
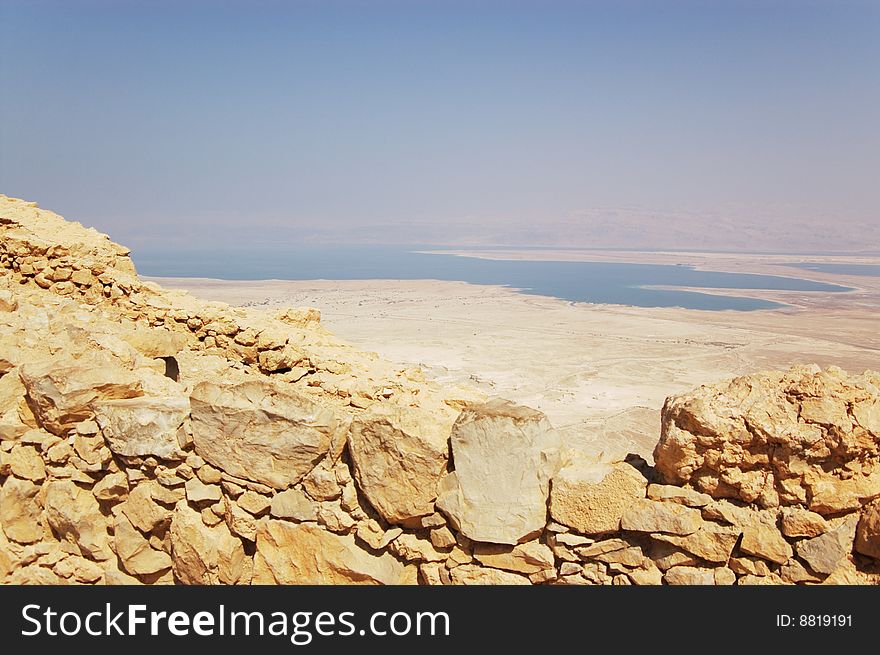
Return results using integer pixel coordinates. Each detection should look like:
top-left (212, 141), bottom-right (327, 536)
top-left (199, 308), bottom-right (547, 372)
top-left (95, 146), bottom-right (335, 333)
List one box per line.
top-left (132, 247), bottom-right (853, 312)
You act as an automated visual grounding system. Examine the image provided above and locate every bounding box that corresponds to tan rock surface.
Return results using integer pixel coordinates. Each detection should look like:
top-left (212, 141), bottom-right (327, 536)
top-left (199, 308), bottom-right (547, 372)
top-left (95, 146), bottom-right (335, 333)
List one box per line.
top-left (252, 521), bottom-right (404, 585)
top-left (190, 381), bottom-right (347, 489)
top-left (349, 400), bottom-right (455, 524)
top-left (655, 367), bottom-right (880, 513)
top-left (94, 396), bottom-right (189, 460)
top-left (169, 502), bottom-right (246, 584)
top-left (550, 460), bottom-right (647, 535)
top-left (436, 399), bottom-right (562, 544)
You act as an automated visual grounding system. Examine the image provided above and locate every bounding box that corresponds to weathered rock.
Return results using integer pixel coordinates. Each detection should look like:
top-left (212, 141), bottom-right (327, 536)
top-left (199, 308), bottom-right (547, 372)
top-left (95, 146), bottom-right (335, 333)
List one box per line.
top-left (94, 396), bottom-right (189, 459)
top-left (184, 477), bottom-right (222, 503)
top-left (92, 472), bottom-right (129, 503)
top-left (169, 502), bottom-right (246, 584)
top-left (780, 507), bottom-right (828, 538)
top-left (436, 399), bottom-right (562, 544)
top-left (797, 513), bottom-right (860, 575)
top-left (855, 500), bottom-right (880, 560)
top-left (0, 369), bottom-right (36, 440)
top-left (302, 464), bottom-right (342, 502)
top-left (120, 483), bottom-right (171, 533)
top-left (620, 499), bottom-right (703, 535)
top-left (473, 541), bottom-right (555, 574)
top-left (236, 491), bottom-right (271, 516)
top-left (652, 524), bottom-right (740, 563)
top-left (655, 367), bottom-right (880, 512)
top-left (42, 480), bottom-right (112, 561)
top-left (1, 444), bottom-right (46, 481)
top-left (389, 534), bottom-right (446, 563)
top-left (269, 487), bottom-right (318, 522)
top-left (348, 401), bottom-right (455, 524)
top-left (647, 484), bottom-right (712, 507)
top-left (447, 564), bottom-right (531, 585)
top-left (664, 565), bottom-right (716, 585)
top-left (0, 476), bottom-right (43, 543)
top-left (113, 513), bottom-right (172, 577)
top-left (549, 460), bottom-right (647, 535)
top-left (252, 521), bottom-right (404, 584)
top-left (190, 381), bottom-right (348, 489)
top-left (19, 354), bottom-right (143, 436)
top-left (740, 522), bottom-right (793, 564)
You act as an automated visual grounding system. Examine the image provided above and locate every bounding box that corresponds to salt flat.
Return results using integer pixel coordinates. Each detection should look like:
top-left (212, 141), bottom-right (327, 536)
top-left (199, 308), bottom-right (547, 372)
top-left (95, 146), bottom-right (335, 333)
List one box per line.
top-left (149, 251), bottom-right (880, 462)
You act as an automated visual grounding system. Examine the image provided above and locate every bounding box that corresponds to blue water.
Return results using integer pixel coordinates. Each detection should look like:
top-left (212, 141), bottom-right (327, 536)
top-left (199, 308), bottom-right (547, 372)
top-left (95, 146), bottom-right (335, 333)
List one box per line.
top-left (133, 247), bottom-right (852, 311)
top-left (787, 263), bottom-right (880, 277)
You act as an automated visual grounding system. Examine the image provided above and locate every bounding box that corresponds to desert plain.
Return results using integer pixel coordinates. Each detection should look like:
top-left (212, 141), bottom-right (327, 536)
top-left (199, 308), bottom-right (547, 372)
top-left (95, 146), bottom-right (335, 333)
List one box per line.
top-left (152, 249), bottom-right (880, 463)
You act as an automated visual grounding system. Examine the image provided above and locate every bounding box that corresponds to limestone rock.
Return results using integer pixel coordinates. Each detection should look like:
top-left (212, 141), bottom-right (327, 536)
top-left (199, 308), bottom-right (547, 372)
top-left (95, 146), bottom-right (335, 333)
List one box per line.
top-left (664, 565), bottom-right (716, 585)
top-left (236, 491), bottom-right (271, 516)
top-left (269, 487), bottom-right (319, 522)
top-left (252, 521), bottom-right (404, 584)
top-left (0, 476), bottom-right (43, 543)
top-left (472, 541), bottom-right (555, 574)
top-left (620, 499), bottom-right (703, 535)
top-left (647, 484), bottom-right (712, 507)
top-left (740, 522), bottom-right (793, 564)
top-left (42, 480), bottom-right (112, 561)
top-left (797, 513), bottom-right (860, 575)
top-left (113, 513), bottom-right (172, 577)
top-left (184, 477), bottom-right (222, 503)
top-left (655, 367), bottom-right (880, 512)
top-left (447, 564), bottom-right (531, 585)
top-left (436, 399), bottom-right (562, 544)
top-left (190, 381), bottom-right (348, 489)
top-left (1, 444), bottom-right (46, 481)
top-left (93, 396), bottom-right (189, 459)
top-left (780, 507), bottom-right (828, 538)
top-left (120, 483), bottom-right (171, 533)
top-left (169, 501), bottom-right (246, 584)
top-left (855, 500), bottom-right (880, 560)
top-left (348, 400), bottom-right (455, 524)
top-left (19, 354), bottom-right (143, 436)
top-left (92, 472), bottom-right (129, 503)
top-left (549, 460), bottom-right (647, 535)
top-left (652, 524), bottom-right (740, 563)
top-left (0, 369), bottom-right (36, 440)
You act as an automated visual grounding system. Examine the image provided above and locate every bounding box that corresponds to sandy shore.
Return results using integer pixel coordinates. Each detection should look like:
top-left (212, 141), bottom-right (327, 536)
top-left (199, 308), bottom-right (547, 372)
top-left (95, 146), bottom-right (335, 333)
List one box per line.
top-left (147, 252), bottom-right (880, 461)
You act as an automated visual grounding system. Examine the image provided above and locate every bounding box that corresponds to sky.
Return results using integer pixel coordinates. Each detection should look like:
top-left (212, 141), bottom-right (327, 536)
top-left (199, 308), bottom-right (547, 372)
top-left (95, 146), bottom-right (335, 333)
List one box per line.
top-left (1, 0), bottom-right (878, 252)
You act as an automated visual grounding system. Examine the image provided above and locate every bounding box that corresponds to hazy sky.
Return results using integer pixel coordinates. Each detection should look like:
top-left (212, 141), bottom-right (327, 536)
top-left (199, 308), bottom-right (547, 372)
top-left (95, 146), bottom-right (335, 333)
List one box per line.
top-left (1, 0), bottom-right (878, 251)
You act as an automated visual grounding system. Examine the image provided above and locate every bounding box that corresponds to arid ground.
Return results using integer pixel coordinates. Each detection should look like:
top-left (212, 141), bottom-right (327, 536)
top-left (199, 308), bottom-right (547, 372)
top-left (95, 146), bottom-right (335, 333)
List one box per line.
top-left (151, 250), bottom-right (880, 462)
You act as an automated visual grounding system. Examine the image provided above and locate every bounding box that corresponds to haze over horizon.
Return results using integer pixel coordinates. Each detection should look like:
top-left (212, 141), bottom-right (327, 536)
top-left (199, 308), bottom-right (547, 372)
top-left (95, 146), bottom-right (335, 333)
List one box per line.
top-left (1, 0), bottom-right (878, 253)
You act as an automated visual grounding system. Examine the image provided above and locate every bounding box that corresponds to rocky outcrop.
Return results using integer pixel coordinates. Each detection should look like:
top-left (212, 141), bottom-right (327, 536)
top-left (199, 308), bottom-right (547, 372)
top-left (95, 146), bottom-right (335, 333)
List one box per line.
top-left (1, 195), bottom-right (880, 586)
top-left (655, 366), bottom-right (880, 513)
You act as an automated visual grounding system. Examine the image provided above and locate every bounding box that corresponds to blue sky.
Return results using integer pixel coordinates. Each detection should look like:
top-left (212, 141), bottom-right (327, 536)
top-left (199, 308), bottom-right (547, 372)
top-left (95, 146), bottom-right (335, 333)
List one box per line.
top-left (1, 1), bottom-right (878, 250)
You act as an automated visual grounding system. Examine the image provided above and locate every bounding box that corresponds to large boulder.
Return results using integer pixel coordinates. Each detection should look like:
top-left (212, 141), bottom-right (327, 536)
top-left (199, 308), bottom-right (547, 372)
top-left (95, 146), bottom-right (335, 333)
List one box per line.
top-left (655, 366), bottom-right (880, 513)
top-left (94, 396), bottom-right (190, 459)
top-left (436, 399), bottom-right (562, 545)
top-left (189, 381), bottom-right (349, 489)
top-left (19, 354), bottom-right (143, 436)
top-left (348, 400), bottom-right (456, 525)
top-left (252, 521), bottom-right (405, 585)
